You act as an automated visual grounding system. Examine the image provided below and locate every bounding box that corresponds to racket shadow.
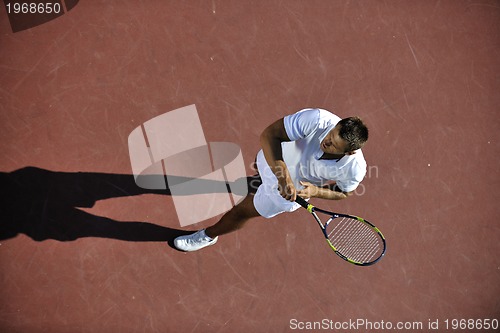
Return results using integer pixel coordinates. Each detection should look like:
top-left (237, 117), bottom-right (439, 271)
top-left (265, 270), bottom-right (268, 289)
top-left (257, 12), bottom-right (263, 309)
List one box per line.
top-left (0, 166), bottom-right (258, 249)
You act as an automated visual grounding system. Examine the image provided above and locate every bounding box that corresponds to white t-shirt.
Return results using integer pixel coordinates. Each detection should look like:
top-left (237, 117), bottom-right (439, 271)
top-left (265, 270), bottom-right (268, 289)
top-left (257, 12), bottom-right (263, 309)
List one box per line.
top-left (282, 108), bottom-right (367, 193)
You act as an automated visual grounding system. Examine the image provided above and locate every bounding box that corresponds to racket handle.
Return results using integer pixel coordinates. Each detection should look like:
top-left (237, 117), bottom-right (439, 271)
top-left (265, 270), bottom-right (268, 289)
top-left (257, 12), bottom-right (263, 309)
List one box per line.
top-left (295, 196), bottom-right (310, 209)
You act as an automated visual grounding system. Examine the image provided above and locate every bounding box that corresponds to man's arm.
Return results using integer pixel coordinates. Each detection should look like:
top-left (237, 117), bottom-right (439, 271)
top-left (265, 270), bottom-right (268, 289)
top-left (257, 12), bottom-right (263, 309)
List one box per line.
top-left (298, 181), bottom-right (354, 200)
top-left (259, 118), bottom-right (297, 201)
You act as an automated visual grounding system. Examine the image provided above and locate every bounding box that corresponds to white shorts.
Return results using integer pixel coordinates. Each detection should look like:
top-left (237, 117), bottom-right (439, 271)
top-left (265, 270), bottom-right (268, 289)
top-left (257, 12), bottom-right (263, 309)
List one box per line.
top-left (253, 150), bottom-right (302, 218)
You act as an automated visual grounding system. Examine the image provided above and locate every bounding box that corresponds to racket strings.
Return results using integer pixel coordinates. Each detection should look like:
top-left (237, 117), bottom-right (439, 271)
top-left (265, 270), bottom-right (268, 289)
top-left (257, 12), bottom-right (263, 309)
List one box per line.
top-left (338, 224), bottom-right (382, 262)
top-left (327, 217), bottom-right (383, 263)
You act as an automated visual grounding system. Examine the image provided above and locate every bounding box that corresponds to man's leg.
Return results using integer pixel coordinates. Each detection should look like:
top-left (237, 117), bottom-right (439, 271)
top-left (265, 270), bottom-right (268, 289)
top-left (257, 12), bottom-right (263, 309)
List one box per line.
top-left (173, 193), bottom-right (260, 251)
top-left (205, 193), bottom-right (260, 238)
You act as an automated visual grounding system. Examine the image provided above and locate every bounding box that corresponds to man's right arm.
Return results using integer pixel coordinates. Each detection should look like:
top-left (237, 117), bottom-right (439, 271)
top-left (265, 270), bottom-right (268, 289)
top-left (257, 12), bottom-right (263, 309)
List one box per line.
top-left (259, 118), bottom-right (297, 201)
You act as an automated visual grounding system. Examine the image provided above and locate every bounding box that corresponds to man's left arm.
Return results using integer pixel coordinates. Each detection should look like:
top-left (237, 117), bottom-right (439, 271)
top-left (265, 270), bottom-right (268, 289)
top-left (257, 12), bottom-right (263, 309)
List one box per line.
top-left (297, 181), bottom-right (354, 200)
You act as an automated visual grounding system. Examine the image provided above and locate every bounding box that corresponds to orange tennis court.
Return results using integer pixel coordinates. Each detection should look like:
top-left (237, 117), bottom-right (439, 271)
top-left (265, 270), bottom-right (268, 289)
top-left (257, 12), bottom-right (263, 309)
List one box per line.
top-left (1, 1), bottom-right (499, 332)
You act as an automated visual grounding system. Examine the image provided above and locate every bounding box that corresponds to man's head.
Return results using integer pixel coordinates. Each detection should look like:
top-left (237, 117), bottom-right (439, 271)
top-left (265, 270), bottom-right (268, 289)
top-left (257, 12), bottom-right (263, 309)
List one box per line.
top-left (320, 117), bottom-right (368, 155)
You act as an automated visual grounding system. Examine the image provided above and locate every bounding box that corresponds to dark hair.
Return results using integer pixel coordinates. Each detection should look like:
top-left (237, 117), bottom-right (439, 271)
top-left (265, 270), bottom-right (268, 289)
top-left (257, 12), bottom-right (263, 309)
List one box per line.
top-left (338, 117), bottom-right (369, 151)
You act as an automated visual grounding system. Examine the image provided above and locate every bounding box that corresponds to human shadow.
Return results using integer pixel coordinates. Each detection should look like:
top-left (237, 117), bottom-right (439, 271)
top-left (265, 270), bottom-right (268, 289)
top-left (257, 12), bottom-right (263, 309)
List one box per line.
top-left (0, 166), bottom-right (260, 249)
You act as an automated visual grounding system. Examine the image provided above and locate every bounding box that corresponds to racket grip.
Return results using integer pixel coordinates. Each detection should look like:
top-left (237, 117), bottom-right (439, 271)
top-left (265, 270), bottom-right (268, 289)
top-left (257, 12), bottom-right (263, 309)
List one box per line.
top-left (295, 196), bottom-right (310, 209)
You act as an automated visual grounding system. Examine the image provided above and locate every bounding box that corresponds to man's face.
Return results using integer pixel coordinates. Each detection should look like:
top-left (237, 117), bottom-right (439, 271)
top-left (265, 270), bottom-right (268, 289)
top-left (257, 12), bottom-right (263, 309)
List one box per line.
top-left (320, 125), bottom-right (350, 155)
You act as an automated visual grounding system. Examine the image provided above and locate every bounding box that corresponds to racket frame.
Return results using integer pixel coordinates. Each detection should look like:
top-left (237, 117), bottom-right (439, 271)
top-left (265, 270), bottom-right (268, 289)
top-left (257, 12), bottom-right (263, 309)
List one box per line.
top-left (296, 196), bottom-right (386, 266)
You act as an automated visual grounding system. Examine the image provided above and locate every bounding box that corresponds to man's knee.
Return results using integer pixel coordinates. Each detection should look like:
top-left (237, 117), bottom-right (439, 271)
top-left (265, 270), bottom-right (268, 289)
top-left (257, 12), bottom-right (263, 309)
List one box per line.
top-left (232, 194), bottom-right (260, 219)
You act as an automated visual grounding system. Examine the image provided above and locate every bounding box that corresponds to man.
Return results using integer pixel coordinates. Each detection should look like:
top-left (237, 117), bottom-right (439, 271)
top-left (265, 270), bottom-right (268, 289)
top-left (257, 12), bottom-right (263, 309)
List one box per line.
top-left (174, 108), bottom-right (369, 252)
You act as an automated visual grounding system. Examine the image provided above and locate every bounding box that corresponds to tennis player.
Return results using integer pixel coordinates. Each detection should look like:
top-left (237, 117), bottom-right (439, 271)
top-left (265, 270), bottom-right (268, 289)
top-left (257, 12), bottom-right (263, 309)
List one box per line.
top-left (174, 108), bottom-right (369, 251)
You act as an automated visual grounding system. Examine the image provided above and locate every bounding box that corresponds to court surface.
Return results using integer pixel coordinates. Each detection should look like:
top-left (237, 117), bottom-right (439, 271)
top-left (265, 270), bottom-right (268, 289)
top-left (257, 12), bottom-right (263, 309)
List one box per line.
top-left (1, 1), bottom-right (499, 332)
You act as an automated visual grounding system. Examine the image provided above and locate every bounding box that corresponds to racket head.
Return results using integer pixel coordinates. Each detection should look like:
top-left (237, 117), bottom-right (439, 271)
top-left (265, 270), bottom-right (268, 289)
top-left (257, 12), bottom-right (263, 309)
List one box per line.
top-left (319, 211), bottom-right (386, 266)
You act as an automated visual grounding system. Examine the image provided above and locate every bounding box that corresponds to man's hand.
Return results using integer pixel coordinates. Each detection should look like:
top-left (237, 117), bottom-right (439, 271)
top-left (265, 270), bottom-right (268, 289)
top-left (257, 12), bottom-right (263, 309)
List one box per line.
top-left (298, 181), bottom-right (353, 200)
top-left (297, 181), bottom-right (319, 199)
top-left (277, 169), bottom-right (297, 201)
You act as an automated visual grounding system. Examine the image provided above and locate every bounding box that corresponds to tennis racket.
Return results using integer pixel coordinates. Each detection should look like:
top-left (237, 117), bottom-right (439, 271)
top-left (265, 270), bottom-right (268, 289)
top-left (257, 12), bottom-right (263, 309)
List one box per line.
top-left (295, 196), bottom-right (386, 266)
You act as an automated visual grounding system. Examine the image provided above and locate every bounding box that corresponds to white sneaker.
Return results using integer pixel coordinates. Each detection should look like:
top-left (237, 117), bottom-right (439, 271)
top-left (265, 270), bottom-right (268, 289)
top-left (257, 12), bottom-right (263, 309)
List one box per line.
top-left (174, 229), bottom-right (218, 252)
